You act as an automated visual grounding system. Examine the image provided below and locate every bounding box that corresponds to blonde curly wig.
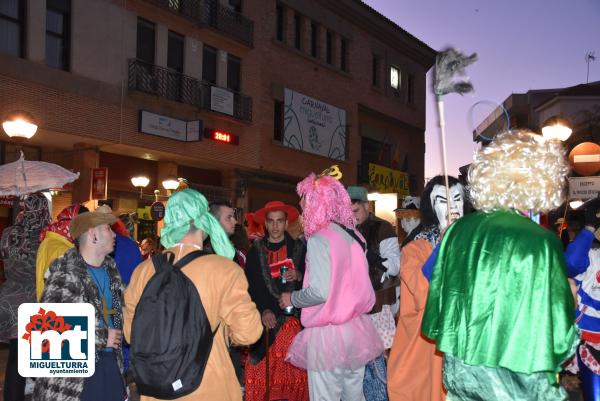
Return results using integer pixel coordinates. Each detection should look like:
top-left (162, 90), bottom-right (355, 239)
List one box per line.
top-left (468, 130), bottom-right (569, 213)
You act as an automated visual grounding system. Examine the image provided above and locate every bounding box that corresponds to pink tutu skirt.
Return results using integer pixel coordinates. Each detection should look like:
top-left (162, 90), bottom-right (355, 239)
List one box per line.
top-left (285, 314), bottom-right (384, 372)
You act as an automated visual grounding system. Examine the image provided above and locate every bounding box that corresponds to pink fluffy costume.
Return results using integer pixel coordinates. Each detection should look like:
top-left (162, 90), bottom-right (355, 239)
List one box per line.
top-left (285, 170), bottom-right (383, 401)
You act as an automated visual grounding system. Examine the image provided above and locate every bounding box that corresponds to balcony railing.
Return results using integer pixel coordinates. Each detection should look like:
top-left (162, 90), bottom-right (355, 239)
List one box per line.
top-left (128, 59), bottom-right (253, 122)
top-left (145, 0), bottom-right (254, 47)
top-left (128, 59), bottom-right (201, 107)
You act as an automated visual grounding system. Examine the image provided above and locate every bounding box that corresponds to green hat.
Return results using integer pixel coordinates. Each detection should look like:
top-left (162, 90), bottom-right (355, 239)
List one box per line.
top-left (347, 186), bottom-right (368, 202)
top-left (160, 189), bottom-right (235, 259)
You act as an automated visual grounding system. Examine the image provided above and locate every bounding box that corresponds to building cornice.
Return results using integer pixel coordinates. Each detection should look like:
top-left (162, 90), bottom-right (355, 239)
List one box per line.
top-left (534, 95), bottom-right (600, 112)
top-left (285, 0), bottom-right (437, 69)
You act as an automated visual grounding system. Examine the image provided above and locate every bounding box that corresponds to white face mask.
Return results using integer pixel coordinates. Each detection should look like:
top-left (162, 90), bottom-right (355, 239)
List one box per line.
top-left (430, 184), bottom-right (465, 230)
top-left (401, 217), bottom-right (420, 235)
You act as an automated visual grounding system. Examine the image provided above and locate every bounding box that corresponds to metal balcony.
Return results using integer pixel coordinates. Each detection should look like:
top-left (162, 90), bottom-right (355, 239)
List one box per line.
top-left (128, 59), bottom-right (202, 107)
top-left (128, 59), bottom-right (253, 122)
top-left (144, 0), bottom-right (254, 47)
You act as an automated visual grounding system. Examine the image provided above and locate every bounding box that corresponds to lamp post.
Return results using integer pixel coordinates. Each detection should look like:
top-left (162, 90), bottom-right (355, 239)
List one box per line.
top-left (131, 176), bottom-right (150, 198)
top-left (541, 116), bottom-right (572, 142)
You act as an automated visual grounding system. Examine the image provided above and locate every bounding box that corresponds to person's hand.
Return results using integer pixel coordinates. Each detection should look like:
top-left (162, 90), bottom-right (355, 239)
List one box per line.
top-left (283, 269), bottom-right (301, 282)
top-left (107, 328), bottom-right (122, 349)
top-left (279, 292), bottom-right (292, 310)
top-left (261, 310), bottom-right (277, 329)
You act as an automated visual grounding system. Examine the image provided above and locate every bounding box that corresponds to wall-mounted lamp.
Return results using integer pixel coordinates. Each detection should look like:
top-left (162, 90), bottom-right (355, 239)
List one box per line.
top-left (2, 111), bottom-right (38, 140)
top-left (162, 177), bottom-right (179, 191)
top-left (131, 176), bottom-right (150, 198)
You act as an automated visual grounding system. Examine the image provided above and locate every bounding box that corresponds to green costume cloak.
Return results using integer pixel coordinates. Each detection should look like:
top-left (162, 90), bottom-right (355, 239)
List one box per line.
top-left (422, 210), bottom-right (577, 376)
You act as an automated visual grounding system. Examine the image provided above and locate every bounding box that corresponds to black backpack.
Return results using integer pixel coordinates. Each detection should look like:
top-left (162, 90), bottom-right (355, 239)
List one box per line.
top-left (130, 250), bottom-right (217, 399)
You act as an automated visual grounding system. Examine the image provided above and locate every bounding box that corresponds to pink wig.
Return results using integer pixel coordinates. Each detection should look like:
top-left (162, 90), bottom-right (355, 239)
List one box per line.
top-left (297, 173), bottom-right (356, 238)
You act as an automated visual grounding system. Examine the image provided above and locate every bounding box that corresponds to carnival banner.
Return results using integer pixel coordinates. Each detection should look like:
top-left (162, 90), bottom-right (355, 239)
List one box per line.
top-left (368, 163), bottom-right (409, 195)
top-left (283, 88), bottom-right (346, 160)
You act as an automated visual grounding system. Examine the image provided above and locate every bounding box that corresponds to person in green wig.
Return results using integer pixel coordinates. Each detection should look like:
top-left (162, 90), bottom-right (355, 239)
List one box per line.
top-left (421, 130), bottom-right (578, 401)
top-left (160, 188), bottom-right (235, 259)
top-left (123, 189), bottom-right (262, 401)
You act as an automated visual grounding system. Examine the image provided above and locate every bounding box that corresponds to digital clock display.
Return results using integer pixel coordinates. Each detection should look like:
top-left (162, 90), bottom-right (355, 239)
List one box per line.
top-left (214, 131), bottom-right (232, 142)
top-left (204, 128), bottom-right (239, 145)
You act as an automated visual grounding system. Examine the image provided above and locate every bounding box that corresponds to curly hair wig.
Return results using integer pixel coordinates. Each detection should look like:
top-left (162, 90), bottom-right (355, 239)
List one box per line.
top-left (468, 129), bottom-right (569, 213)
top-left (297, 173), bottom-right (355, 238)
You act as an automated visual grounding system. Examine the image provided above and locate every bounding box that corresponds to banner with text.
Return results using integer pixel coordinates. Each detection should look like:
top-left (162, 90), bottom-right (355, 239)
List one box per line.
top-left (139, 111), bottom-right (201, 142)
top-left (368, 163), bottom-right (409, 195)
top-left (283, 88), bottom-right (346, 160)
top-left (569, 176), bottom-right (600, 200)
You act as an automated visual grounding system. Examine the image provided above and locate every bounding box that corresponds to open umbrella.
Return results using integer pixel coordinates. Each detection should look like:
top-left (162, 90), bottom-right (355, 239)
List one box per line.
top-left (0, 151), bottom-right (80, 196)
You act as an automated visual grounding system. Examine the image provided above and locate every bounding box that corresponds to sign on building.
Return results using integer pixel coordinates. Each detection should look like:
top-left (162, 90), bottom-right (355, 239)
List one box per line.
top-left (210, 86), bottom-right (234, 116)
top-left (368, 163), bottom-right (409, 195)
top-left (139, 111), bottom-right (201, 142)
top-left (91, 167), bottom-right (108, 200)
top-left (569, 176), bottom-right (600, 200)
top-left (283, 88), bottom-right (347, 161)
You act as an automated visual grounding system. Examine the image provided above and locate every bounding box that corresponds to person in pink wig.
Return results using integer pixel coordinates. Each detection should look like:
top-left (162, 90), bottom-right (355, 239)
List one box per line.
top-left (280, 167), bottom-right (383, 401)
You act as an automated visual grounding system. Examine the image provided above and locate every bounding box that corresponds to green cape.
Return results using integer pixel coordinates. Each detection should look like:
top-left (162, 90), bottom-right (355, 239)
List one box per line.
top-left (422, 210), bottom-right (577, 375)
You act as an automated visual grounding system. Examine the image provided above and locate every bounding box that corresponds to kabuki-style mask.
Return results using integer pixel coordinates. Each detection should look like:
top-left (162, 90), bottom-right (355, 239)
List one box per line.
top-left (430, 184), bottom-right (464, 230)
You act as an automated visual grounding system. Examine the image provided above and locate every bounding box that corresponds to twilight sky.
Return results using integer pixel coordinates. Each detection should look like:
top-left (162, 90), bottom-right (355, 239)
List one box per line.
top-left (363, 0), bottom-right (600, 181)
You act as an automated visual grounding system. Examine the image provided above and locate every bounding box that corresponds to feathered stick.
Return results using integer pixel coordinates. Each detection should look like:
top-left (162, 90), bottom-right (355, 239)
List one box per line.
top-left (433, 48), bottom-right (477, 227)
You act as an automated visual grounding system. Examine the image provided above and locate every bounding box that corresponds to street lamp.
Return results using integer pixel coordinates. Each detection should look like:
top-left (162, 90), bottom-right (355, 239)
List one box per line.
top-left (541, 116), bottom-right (572, 142)
top-left (2, 111), bottom-right (38, 139)
top-left (131, 176), bottom-right (150, 198)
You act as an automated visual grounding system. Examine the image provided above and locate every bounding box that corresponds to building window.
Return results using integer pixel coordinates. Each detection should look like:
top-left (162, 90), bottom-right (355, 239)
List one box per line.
top-left (168, 0), bottom-right (182, 12)
top-left (407, 73), bottom-right (415, 104)
top-left (227, 54), bottom-right (241, 92)
top-left (274, 100), bottom-right (283, 141)
top-left (228, 0), bottom-right (241, 13)
top-left (372, 55), bottom-right (380, 87)
top-left (166, 31), bottom-right (184, 101)
top-left (310, 22), bottom-right (318, 58)
top-left (326, 30), bottom-right (332, 64)
top-left (275, 3), bottom-right (284, 42)
top-left (361, 136), bottom-right (391, 166)
top-left (0, 0), bottom-right (25, 57)
top-left (136, 18), bottom-right (155, 63)
top-left (202, 44), bottom-right (217, 84)
top-left (294, 13), bottom-right (302, 50)
top-left (390, 65), bottom-right (400, 91)
top-left (45, 0), bottom-right (70, 70)
top-left (167, 31), bottom-right (184, 73)
top-left (340, 38), bottom-right (348, 72)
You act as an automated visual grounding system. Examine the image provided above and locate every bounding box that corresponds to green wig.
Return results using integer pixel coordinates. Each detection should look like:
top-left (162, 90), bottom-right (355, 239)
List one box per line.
top-left (160, 189), bottom-right (235, 259)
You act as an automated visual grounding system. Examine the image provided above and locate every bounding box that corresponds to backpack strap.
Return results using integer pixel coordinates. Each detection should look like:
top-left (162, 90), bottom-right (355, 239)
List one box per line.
top-left (151, 251), bottom-right (176, 274)
top-left (151, 250), bottom-right (208, 274)
top-left (334, 223), bottom-right (367, 251)
top-left (173, 250), bottom-right (208, 270)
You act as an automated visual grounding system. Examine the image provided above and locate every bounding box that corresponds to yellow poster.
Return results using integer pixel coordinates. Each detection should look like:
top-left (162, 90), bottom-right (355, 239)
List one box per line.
top-left (368, 163), bottom-right (409, 195)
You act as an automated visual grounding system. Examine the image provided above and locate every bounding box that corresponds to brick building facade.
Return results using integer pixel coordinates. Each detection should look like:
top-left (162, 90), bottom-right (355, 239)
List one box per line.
top-left (0, 0), bottom-right (435, 233)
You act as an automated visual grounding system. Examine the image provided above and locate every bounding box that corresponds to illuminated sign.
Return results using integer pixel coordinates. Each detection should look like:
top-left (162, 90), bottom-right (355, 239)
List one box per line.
top-left (204, 128), bottom-right (239, 145)
top-left (368, 163), bottom-right (409, 195)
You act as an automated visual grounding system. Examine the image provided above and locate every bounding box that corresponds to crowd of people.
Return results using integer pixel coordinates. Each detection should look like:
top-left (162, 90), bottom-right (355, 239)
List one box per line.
top-left (1, 128), bottom-right (599, 401)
